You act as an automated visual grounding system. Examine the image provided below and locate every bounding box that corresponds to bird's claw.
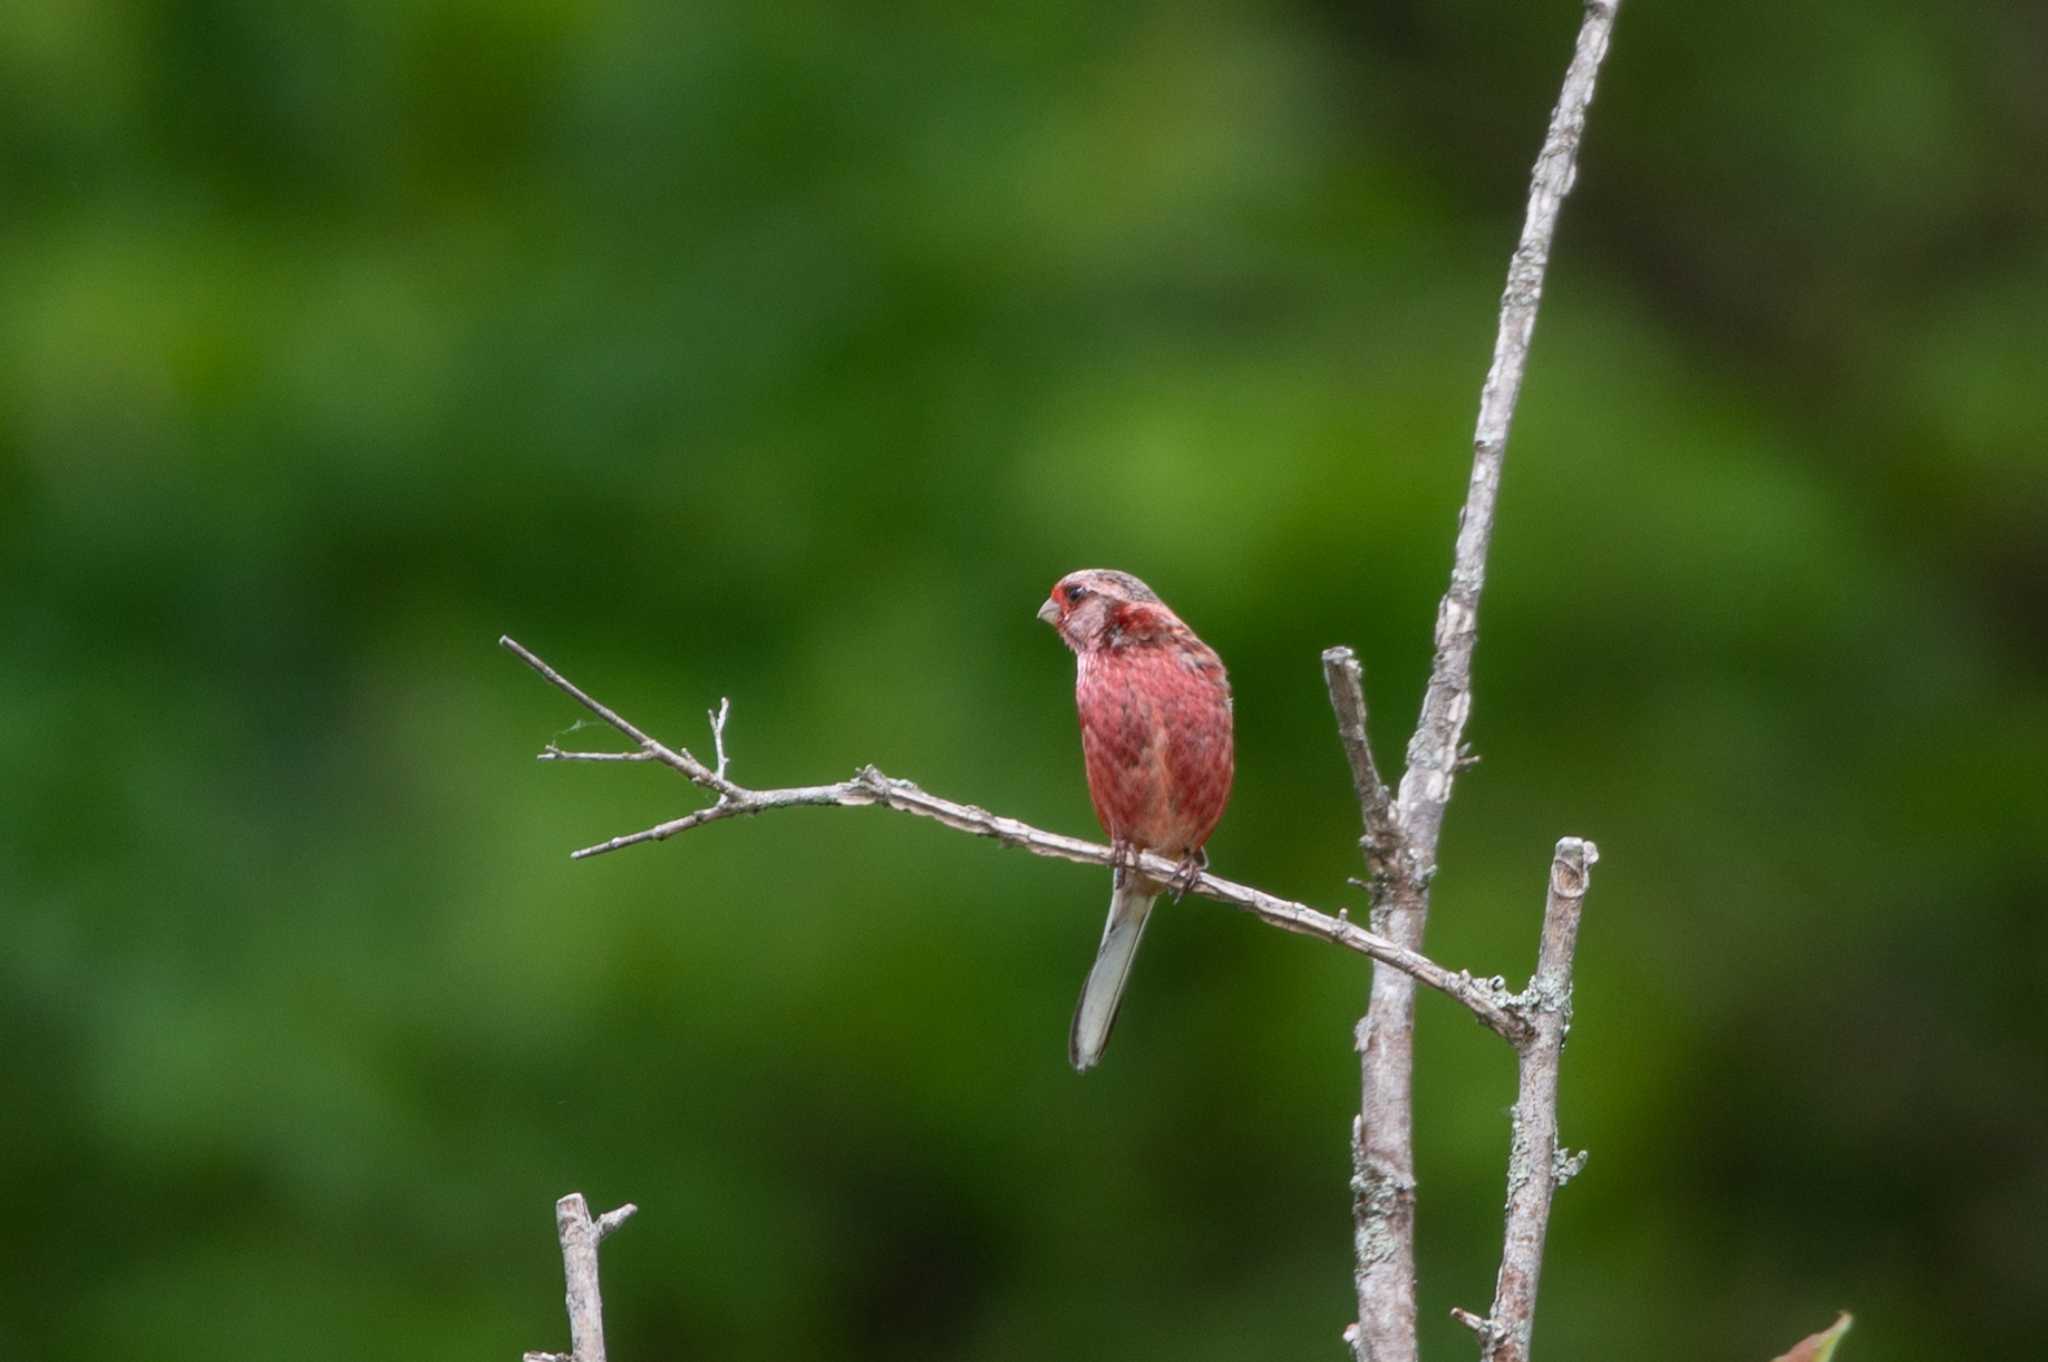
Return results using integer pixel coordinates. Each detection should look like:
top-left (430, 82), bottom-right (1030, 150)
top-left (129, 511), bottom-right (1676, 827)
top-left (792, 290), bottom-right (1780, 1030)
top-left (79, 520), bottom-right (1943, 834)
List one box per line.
top-left (1168, 848), bottom-right (1207, 902)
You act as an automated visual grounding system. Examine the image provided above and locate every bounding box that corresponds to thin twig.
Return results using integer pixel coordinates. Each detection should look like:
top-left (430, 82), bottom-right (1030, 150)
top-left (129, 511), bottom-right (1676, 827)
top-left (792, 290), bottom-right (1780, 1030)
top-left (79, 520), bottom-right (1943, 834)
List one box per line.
top-left (1320, 647), bottom-right (1401, 887)
top-left (500, 635), bottom-right (1530, 1044)
top-left (1461, 839), bottom-right (1597, 1362)
top-left (502, 635), bottom-right (738, 798)
top-left (709, 697), bottom-right (732, 782)
top-left (523, 1192), bottom-right (637, 1362)
top-left (1346, 4), bottom-right (1621, 1358)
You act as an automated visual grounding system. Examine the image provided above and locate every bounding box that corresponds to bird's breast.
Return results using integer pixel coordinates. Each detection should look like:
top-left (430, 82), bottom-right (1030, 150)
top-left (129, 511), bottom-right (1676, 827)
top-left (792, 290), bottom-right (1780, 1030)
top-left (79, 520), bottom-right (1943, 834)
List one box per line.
top-left (1073, 641), bottom-right (1234, 856)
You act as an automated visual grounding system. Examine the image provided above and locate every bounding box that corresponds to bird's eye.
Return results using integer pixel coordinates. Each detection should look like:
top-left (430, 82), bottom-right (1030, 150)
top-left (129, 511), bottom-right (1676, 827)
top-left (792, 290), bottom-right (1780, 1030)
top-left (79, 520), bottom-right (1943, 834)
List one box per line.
top-left (1065, 584), bottom-right (1089, 603)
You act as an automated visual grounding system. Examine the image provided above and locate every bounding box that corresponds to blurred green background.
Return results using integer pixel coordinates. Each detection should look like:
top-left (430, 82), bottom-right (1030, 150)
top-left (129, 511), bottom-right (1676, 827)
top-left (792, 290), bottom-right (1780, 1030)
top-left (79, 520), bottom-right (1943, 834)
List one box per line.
top-left (4, 1), bottom-right (2043, 1359)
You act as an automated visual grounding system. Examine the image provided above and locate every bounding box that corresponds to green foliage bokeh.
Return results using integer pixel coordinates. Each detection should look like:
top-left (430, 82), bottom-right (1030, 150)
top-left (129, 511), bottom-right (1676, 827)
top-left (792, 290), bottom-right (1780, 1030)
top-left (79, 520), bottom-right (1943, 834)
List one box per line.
top-left (3, 2), bottom-right (2043, 1359)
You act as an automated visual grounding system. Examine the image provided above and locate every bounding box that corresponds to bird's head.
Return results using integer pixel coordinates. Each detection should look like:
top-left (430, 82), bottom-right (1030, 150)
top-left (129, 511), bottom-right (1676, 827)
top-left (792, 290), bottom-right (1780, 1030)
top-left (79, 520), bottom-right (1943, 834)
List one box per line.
top-left (1038, 569), bottom-right (1175, 653)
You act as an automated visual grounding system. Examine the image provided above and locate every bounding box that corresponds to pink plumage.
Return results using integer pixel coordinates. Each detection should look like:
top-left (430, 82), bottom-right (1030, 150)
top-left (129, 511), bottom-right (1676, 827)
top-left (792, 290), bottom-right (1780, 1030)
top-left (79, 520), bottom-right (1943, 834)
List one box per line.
top-left (1039, 569), bottom-right (1234, 1070)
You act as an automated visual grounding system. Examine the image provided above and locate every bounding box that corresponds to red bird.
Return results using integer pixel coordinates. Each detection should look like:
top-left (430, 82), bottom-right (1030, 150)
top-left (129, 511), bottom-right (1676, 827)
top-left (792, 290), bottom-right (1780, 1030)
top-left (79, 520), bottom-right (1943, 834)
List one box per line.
top-left (1039, 569), bottom-right (1234, 1071)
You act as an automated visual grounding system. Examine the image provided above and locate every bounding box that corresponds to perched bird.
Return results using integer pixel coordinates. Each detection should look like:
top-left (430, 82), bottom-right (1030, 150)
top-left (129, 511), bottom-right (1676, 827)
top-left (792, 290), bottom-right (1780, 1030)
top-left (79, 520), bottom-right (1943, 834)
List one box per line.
top-left (1038, 569), bottom-right (1234, 1071)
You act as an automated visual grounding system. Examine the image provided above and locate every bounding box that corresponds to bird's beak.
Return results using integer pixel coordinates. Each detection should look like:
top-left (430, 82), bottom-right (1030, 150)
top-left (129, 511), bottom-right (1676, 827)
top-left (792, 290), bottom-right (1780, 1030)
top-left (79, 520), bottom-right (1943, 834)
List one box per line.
top-left (1037, 596), bottom-right (1060, 627)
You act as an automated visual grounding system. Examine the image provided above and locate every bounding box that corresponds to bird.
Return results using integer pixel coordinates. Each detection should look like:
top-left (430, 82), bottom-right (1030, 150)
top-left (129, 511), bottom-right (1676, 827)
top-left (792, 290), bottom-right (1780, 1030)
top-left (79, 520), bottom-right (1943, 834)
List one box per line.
top-left (1038, 569), bottom-right (1234, 1071)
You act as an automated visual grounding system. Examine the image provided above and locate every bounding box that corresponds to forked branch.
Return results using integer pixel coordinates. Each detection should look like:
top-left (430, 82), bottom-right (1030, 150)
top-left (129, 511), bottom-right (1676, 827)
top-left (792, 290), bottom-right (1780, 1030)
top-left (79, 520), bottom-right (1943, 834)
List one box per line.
top-left (523, 1192), bottom-right (637, 1362)
top-left (1337, 3), bottom-right (1622, 1358)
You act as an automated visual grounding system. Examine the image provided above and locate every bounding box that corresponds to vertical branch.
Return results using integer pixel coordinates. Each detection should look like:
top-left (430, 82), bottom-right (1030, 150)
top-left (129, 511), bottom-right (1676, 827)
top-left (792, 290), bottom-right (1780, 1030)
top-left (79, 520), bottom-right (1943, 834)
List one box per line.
top-left (1347, 4), bottom-right (1622, 1358)
top-left (1350, 886), bottom-right (1427, 1361)
top-left (1457, 839), bottom-right (1596, 1362)
top-left (524, 1192), bottom-right (638, 1362)
top-left (1399, 0), bottom-right (1622, 848)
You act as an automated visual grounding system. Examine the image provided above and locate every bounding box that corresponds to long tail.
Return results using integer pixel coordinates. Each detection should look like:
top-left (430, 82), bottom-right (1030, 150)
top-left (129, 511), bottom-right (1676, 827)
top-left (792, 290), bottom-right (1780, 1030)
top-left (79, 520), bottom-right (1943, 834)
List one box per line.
top-left (1068, 874), bottom-right (1160, 1072)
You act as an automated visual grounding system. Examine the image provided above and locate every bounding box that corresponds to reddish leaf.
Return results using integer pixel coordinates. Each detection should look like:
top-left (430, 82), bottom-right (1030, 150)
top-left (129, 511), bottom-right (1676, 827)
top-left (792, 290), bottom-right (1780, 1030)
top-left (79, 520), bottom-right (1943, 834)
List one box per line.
top-left (1769, 1312), bottom-right (1853, 1362)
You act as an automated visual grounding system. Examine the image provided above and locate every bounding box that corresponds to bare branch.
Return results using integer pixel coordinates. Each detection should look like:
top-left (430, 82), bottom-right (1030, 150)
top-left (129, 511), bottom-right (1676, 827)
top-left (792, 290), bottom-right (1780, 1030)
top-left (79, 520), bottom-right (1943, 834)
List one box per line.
top-left (1348, 4), bottom-right (1621, 1357)
top-left (1321, 646), bottom-right (1401, 886)
top-left (1475, 838), bottom-right (1598, 1362)
top-left (500, 636), bottom-right (1531, 1044)
top-left (568, 800), bottom-right (766, 859)
top-left (524, 1192), bottom-right (636, 1362)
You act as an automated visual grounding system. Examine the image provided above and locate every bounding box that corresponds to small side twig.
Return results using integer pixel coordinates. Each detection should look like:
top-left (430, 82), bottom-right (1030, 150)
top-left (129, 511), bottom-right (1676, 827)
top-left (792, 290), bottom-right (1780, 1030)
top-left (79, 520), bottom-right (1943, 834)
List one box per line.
top-left (542, 747), bottom-right (656, 763)
top-left (523, 1192), bottom-right (638, 1362)
top-left (1321, 646), bottom-right (1402, 887)
top-left (709, 697), bottom-right (732, 784)
top-left (594, 1203), bottom-right (638, 1241)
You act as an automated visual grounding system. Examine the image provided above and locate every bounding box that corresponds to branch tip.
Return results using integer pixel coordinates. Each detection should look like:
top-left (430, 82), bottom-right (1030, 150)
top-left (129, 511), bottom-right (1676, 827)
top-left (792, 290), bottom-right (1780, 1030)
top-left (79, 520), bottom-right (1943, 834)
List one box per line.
top-left (1451, 1307), bottom-right (1495, 1338)
top-left (594, 1203), bottom-right (639, 1240)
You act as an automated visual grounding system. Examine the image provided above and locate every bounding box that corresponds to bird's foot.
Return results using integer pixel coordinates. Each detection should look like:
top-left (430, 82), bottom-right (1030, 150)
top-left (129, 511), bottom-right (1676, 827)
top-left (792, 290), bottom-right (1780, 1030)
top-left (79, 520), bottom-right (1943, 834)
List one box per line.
top-left (1167, 848), bottom-right (1208, 902)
